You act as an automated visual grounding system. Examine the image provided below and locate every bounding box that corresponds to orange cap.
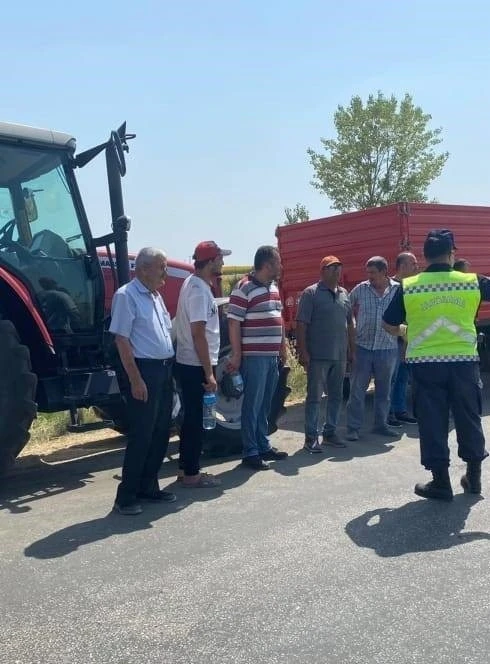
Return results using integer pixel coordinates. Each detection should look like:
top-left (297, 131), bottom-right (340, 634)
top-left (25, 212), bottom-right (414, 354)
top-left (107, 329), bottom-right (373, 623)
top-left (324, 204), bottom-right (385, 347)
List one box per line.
top-left (320, 255), bottom-right (342, 269)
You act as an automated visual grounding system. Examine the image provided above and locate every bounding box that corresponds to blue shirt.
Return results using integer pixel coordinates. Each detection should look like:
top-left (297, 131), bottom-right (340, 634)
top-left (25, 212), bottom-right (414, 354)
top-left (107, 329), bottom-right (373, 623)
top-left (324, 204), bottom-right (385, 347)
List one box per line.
top-left (109, 278), bottom-right (174, 360)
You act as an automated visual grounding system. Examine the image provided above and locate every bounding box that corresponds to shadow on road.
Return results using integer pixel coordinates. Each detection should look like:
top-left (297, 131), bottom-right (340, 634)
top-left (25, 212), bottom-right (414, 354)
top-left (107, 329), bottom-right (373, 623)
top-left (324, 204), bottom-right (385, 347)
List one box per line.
top-left (345, 494), bottom-right (489, 557)
top-left (23, 504), bottom-right (183, 559)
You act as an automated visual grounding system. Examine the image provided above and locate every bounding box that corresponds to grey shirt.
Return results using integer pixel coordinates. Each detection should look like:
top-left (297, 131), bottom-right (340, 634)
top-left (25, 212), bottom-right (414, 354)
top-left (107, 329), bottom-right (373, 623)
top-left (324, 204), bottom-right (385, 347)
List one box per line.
top-left (296, 282), bottom-right (352, 361)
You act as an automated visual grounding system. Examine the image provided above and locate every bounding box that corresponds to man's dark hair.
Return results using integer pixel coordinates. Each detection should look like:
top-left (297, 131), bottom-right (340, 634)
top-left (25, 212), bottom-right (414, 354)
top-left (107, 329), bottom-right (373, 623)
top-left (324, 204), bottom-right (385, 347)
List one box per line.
top-left (423, 229), bottom-right (456, 261)
top-left (194, 258), bottom-right (212, 270)
top-left (423, 238), bottom-right (452, 261)
top-left (395, 252), bottom-right (414, 270)
top-left (453, 259), bottom-right (470, 272)
top-left (366, 256), bottom-right (388, 273)
top-left (254, 245), bottom-right (278, 271)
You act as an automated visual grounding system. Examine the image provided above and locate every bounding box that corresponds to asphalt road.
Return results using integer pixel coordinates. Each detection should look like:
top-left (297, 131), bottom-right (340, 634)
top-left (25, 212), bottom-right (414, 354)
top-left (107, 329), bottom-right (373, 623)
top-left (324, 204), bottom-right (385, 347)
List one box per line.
top-left (1, 393), bottom-right (490, 664)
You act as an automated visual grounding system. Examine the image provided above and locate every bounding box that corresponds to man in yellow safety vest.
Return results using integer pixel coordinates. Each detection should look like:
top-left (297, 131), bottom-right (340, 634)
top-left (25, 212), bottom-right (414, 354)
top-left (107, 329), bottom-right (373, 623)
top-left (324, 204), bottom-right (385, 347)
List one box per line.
top-left (383, 229), bottom-right (489, 501)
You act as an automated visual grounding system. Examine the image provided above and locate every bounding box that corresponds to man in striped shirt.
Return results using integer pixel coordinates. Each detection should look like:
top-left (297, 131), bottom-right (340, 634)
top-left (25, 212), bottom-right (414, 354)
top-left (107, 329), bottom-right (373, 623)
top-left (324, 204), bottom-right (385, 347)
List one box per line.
top-left (228, 246), bottom-right (289, 470)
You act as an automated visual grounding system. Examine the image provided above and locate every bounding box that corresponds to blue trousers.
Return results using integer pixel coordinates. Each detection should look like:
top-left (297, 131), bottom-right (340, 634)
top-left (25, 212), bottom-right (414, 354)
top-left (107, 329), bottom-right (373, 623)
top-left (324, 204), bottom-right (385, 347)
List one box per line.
top-left (241, 356), bottom-right (279, 458)
top-left (391, 360), bottom-right (410, 414)
top-left (346, 346), bottom-right (398, 431)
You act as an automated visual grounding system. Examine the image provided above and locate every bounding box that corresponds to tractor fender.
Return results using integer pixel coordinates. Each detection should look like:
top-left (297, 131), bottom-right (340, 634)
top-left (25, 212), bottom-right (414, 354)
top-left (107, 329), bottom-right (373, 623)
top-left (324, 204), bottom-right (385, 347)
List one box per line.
top-left (0, 266), bottom-right (54, 351)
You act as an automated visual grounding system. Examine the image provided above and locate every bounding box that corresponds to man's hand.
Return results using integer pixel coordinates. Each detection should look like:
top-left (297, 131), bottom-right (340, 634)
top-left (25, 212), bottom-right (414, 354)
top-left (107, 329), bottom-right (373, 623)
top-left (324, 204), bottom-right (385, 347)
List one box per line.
top-left (227, 351), bottom-right (241, 373)
top-left (203, 373), bottom-right (218, 393)
top-left (130, 376), bottom-right (148, 402)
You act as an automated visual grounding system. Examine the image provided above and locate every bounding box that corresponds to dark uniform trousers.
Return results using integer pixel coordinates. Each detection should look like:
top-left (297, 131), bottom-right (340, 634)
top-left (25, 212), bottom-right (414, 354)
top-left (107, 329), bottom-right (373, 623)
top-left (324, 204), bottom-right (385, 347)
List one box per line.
top-left (116, 358), bottom-right (174, 507)
top-left (412, 361), bottom-right (488, 471)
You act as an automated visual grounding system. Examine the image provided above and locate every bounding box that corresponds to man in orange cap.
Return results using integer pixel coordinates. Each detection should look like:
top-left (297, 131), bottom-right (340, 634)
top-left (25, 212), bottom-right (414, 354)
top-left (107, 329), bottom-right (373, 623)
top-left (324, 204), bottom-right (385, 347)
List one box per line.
top-left (296, 255), bottom-right (355, 452)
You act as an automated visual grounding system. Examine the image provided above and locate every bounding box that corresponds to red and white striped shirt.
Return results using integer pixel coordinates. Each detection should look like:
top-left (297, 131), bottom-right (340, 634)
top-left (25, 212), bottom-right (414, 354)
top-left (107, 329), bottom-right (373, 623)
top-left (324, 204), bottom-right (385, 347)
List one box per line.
top-left (227, 274), bottom-right (284, 356)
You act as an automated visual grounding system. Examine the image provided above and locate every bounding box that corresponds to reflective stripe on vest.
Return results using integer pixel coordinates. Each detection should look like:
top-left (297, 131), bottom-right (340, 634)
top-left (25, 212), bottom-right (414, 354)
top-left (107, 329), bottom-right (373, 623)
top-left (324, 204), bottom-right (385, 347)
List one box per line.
top-left (402, 271), bottom-right (480, 363)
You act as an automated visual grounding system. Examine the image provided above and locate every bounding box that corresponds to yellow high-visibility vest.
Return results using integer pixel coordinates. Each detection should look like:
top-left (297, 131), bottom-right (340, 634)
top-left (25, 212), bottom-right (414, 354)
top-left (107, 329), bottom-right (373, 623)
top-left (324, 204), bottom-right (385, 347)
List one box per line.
top-left (402, 270), bottom-right (480, 363)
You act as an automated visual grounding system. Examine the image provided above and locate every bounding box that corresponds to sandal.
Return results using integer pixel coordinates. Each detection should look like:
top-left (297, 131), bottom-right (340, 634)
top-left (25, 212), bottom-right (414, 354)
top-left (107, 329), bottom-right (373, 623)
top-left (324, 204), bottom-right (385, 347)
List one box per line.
top-left (182, 472), bottom-right (221, 488)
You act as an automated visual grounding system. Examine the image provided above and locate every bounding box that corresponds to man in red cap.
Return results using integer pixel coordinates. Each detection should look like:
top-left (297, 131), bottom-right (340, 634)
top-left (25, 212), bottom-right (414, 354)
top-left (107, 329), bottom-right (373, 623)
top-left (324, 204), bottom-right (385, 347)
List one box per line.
top-left (296, 255), bottom-right (355, 452)
top-left (174, 240), bottom-right (231, 487)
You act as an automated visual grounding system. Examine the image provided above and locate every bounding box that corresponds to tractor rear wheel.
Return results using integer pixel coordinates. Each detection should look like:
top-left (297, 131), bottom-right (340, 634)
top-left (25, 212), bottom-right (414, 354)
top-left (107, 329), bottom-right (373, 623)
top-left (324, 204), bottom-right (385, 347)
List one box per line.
top-left (0, 320), bottom-right (37, 476)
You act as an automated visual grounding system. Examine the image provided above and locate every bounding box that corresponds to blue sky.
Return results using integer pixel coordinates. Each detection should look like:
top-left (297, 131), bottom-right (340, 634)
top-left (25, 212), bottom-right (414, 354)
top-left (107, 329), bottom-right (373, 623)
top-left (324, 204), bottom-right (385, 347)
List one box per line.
top-left (4, 1), bottom-right (490, 263)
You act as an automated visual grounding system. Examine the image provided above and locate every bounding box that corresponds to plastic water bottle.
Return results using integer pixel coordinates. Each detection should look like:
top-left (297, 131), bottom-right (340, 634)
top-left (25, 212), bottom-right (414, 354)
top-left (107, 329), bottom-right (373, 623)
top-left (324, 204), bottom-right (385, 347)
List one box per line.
top-left (202, 392), bottom-right (217, 430)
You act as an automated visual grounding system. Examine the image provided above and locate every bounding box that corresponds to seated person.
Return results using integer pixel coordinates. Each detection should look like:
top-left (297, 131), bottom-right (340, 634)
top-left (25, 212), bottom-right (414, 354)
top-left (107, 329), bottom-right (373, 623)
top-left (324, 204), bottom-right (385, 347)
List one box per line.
top-left (38, 277), bottom-right (81, 333)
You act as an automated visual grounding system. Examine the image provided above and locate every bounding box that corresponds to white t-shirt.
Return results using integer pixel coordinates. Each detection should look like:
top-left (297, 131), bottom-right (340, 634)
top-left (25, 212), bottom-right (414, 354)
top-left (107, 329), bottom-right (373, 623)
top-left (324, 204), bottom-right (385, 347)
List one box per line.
top-left (175, 274), bottom-right (220, 366)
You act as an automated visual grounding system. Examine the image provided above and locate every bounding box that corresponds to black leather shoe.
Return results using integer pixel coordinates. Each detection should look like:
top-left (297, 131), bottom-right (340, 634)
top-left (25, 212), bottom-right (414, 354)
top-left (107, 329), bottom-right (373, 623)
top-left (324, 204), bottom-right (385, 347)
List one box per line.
top-left (137, 490), bottom-right (177, 503)
top-left (260, 447), bottom-right (289, 460)
top-left (387, 416), bottom-right (402, 427)
top-left (242, 455), bottom-right (271, 470)
top-left (395, 412), bottom-right (417, 424)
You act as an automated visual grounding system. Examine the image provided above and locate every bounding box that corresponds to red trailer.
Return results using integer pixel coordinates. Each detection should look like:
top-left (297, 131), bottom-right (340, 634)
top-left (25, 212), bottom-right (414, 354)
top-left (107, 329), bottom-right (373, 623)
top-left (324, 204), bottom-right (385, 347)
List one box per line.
top-left (276, 202), bottom-right (490, 344)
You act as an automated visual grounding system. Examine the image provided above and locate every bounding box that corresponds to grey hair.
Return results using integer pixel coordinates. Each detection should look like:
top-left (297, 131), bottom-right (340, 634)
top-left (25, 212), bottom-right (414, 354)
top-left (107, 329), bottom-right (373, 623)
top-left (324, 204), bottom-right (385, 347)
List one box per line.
top-left (135, 247), bottom-right (167, 269)
top-left (366, 255), bottom-right (388, 272)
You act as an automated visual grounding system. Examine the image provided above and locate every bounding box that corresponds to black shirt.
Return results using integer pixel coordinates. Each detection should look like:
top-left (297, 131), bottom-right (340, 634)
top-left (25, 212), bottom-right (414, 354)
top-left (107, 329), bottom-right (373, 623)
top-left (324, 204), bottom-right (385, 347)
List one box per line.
top-left (382, 265), bottom-right (490, 326)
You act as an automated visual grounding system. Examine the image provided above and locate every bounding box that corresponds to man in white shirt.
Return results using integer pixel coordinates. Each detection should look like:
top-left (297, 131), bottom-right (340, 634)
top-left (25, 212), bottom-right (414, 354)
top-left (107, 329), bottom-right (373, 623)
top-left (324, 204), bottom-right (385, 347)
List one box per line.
top-left (175, 240), bottom-right (231, 487)
top-left (110, 247), bottom-right (176, 515)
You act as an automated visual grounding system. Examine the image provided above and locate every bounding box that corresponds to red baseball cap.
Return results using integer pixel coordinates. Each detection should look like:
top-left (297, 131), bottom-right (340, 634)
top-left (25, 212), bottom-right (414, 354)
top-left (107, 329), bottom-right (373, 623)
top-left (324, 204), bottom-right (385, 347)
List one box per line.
top-left (320, 255), bottom-right (342, 269)
top-left (192, 241), bottom-right (232, 262)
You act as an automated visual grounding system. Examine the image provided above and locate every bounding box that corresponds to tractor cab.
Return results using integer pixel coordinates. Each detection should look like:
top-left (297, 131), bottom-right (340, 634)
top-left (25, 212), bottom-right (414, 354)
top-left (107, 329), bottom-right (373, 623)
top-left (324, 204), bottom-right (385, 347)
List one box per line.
top-left (0, 121), bottom-right (133, 419)
top-left (0, 130), bottom-right (100, 337)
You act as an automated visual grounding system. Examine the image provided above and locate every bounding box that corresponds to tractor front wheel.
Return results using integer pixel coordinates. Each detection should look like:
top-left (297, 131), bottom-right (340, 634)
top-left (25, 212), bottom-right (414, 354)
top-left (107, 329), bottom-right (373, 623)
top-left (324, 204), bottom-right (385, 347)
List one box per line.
top-left (0, 320), bottom-right (37, 476)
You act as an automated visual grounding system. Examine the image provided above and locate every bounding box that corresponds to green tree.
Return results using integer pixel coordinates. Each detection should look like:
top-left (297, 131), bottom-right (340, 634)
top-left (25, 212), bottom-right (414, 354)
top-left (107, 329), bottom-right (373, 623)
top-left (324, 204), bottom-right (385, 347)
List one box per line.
top-left (284, 202), bottom-right (310, 225)
top-left (307, 92), bottom-right (449, 212)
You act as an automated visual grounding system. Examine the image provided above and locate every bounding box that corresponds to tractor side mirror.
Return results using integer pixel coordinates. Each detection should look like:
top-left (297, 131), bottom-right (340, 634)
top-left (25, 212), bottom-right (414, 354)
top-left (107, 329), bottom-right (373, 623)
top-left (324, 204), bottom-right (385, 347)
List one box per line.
top-left (23, 188), bottom-right (38, 223)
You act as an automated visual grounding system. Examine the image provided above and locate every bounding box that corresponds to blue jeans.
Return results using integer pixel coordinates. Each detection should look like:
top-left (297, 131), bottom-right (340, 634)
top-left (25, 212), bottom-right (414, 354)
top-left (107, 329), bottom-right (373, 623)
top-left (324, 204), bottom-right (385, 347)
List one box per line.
top-left (241, 356), bottom-right (279, 458)
top-left (305, 359), bottom-right (346, 441)
top-left (391, 359), bottom-right (410, 414)
top-left (346, 346), bottom-right (398, 431)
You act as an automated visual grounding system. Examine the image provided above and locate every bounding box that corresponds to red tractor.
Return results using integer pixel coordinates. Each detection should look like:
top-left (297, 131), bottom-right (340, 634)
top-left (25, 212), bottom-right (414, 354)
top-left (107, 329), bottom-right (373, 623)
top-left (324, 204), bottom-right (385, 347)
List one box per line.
top-left (0, 121), bottom-right (289, 476)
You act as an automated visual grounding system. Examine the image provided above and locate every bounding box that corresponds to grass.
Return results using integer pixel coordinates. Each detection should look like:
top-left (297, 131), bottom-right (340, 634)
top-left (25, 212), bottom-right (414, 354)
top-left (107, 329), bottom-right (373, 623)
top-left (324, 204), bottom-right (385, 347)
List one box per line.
top-left (285, 345), bottom-right (307, 404)
top-left (30, 408), bottom-right (100, 445)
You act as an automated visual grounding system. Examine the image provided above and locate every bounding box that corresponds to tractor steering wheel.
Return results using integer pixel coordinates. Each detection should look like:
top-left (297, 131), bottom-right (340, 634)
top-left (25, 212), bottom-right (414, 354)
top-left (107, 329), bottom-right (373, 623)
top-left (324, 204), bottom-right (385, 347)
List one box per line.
top-left (0, 218), bottom-right (17, 246)
top-left (0, 219), bottom-right (33, 265)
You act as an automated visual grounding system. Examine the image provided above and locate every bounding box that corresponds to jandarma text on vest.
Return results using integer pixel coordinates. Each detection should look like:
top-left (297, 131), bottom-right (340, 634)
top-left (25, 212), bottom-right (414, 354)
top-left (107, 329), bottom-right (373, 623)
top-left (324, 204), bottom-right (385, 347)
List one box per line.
top-left (420, 295), bottom-right (466, 310)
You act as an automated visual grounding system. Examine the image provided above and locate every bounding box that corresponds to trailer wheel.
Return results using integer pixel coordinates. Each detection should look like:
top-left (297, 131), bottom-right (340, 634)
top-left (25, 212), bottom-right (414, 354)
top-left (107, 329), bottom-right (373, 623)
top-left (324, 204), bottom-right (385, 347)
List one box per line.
top-left (0, 320), bottom-right (37, 476)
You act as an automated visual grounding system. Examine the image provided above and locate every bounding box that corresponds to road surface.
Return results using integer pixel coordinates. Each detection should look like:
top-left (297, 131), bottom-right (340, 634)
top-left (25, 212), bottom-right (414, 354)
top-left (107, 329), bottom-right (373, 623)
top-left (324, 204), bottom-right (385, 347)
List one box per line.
top-left (1, 395), bottom-right (489, 663)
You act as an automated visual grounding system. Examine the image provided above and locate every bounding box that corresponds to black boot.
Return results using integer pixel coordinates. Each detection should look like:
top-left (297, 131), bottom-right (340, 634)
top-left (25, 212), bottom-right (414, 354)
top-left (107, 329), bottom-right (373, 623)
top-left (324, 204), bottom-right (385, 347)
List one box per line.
top-left (461, 461), bottom-right (482, 494)
top-left (414, 468), bottom-right (453, 501)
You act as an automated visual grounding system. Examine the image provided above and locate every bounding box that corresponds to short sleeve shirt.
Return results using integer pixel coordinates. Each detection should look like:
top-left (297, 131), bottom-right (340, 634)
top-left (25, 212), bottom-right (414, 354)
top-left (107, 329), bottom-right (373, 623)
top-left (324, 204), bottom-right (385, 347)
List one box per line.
top-left (109, 278), bottom-right (174, 359)
top-left (350, 279), bottom-right (399, 350)
top-left (296, 282), bottom-right (352, 360)
top-left (175, 274), bottom-right (220, 366)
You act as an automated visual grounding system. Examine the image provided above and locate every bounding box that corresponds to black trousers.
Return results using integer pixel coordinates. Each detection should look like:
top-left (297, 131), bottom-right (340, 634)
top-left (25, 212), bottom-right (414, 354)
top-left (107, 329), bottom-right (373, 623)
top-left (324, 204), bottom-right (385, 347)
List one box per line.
top-left (412, 361), bottom-right (488, 471)
top-left (176, 363), bottom-right (212, 476)
top-left (115, 359), bottom-right (174, 506)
